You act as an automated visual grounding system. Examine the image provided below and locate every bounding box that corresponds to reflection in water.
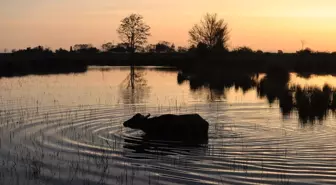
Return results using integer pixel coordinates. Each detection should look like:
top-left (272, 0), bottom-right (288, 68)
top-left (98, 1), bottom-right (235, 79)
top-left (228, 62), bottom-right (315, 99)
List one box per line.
top-left (178, 71), bottom-right (258, 101)
top-left (3, 67), bottom-right (336, 184)
top-left (258, 71), bottom-right (336, 124)
top-left (119, 66), bottom-right (150, 106)
top-left (179, 68), bottom-right (336, 124)
top-left (293, 85), bottom-right (336, 123)
top-left (123, 137), bottom-right (208, 159)
top-left (257, 68), bottom-right (292, 112)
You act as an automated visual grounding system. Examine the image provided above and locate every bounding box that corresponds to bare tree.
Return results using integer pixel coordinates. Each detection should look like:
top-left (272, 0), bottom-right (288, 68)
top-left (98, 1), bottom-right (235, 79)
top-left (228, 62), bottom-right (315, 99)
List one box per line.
top-left (189, 13), bottom-right (229, 49)
top-left (117, 14), bottom-right (151, 53)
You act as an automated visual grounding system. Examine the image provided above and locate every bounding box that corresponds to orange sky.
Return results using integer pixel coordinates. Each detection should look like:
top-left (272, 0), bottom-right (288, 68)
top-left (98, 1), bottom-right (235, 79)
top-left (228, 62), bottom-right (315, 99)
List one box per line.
top-left (1, 0), bottom-right (336, 52)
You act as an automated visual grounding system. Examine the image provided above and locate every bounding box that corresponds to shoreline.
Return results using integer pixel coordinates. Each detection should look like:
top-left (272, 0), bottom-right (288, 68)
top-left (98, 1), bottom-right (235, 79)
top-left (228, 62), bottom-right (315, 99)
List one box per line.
top-left (2, 52), bottom-right (336, 77)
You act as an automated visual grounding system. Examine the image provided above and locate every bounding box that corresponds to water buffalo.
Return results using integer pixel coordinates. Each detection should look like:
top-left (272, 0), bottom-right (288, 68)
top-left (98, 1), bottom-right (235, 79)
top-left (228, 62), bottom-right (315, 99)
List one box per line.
top-left (123, 113), bottom-right (209, 143)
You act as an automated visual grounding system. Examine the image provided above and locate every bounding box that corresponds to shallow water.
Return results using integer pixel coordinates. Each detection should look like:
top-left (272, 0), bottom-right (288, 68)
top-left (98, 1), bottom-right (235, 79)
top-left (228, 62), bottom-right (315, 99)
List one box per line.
top-left (1, 67), bottom-right (336, 184)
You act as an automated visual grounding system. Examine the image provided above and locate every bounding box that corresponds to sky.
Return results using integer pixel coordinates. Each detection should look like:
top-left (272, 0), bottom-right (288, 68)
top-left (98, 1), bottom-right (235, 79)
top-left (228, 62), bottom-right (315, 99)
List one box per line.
top-left (1, 0), bottom-right (336, 52)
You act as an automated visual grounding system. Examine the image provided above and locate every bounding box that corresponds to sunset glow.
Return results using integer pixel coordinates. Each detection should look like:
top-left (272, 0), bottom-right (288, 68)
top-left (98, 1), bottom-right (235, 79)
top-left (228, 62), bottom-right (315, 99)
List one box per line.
top-left (2, 0), bottom-right (336, 52)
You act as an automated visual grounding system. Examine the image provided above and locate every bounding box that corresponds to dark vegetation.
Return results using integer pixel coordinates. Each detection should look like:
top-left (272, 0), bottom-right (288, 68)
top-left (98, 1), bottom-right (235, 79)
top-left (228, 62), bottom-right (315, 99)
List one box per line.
top-left (177, 67), bottom-right (336, 124)
top-left (0, 46), bottom-right (88, 77)
top-left (3, 46), bottom-right (336, 78)
top-left (2, 13), bottom-right (336, 77)
top-left (2, 12), bottom-right (336, 125)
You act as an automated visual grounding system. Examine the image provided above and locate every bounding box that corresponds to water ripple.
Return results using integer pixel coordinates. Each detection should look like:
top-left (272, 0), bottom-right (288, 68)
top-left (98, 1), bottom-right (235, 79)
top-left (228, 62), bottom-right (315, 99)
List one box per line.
top-left (0, 103), bottom-right (336, 185)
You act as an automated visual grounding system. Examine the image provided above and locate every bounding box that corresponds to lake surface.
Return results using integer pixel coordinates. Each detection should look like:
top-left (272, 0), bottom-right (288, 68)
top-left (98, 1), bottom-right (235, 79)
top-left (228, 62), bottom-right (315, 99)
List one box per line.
top-left (1, 66), bottom-right (336, 185)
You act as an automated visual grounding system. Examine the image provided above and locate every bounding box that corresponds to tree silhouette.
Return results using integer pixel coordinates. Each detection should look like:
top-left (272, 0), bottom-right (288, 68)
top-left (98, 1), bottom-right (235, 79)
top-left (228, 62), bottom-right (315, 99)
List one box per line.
top-left (55, 48), bottom-right (68, 54)
top-left (73, 44), bottom-right (99, 53)
top-left (177, 46), bottom-right (188, 53)
top-left (189, 13), bottom-right (229, 50)
top-left (101, 42), bottom-right (115, 52)
top-left (155, 41), bottom-right (175, 53)
top-left (12, 46), bottom-right (53, 55)
top-left (232, 46), bottom-right (254, 54)
top-left (110, 43), bottom-right (130, 53)
top-left (117, 14), bottom-right (151, 53)
top-left (144, 44), bottom-right (156, 53)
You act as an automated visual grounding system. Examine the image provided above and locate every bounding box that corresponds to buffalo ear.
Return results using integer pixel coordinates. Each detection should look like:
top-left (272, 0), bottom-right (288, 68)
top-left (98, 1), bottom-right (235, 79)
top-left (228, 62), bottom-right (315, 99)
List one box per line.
top-left (145, 114), bottom-right (150, 119)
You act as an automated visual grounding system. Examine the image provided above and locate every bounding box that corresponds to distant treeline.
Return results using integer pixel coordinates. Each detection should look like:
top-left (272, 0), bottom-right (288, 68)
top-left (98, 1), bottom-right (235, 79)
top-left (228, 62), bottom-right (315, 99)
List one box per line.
top-left (3, 12), bottom-right (336, 77)
top-left (1, 44), bottom-right (336, 77)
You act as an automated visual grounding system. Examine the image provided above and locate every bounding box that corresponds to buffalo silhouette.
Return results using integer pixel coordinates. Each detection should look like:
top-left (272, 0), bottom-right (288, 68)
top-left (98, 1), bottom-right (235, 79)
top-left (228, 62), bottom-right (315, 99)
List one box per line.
top-left (123, 113), bottom-right (209, 143)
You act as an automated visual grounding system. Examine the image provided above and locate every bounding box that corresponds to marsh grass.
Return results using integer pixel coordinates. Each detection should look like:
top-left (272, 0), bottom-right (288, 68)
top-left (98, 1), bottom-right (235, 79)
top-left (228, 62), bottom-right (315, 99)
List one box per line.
top-left (0, 101), bottom-right (265, 185)
top-left (1, 68), bottom-right (336, 184)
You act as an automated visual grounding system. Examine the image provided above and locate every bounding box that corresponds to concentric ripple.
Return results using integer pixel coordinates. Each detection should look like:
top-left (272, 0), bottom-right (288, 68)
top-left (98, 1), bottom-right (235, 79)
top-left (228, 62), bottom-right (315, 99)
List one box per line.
top-left (1, 102), bottom-right (336, 185)
top-left (2, 68), bottom-right (336, 185)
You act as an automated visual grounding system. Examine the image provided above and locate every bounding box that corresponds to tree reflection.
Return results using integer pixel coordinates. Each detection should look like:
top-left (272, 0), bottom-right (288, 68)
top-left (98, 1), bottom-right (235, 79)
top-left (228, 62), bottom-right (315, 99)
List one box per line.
top-left (179, 68), bottom-right (336, 124)
top-left (119, 66), bottom-right (150, 106)
top-left (177, 71), bottom-right (258, 102)
top-left (257, 69), bottom-right (336, 124)
top-left (257, 67), bottom-right (292, 113)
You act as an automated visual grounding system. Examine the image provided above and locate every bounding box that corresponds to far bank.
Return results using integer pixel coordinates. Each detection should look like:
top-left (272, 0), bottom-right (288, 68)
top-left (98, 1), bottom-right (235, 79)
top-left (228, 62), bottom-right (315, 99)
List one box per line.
top-left (1, 52), bottom-right (336, 77)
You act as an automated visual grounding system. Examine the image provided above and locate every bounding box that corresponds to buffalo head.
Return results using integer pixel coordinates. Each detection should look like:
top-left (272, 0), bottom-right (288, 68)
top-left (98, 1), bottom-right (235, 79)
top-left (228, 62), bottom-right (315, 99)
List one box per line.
top-left (123, 113), bottom-right (150, 129)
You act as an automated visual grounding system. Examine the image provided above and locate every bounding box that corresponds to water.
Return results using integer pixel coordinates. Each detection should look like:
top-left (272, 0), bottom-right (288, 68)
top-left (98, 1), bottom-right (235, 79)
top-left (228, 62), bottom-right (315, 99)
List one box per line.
top-left (1, 66), bottom-right (336, 185)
